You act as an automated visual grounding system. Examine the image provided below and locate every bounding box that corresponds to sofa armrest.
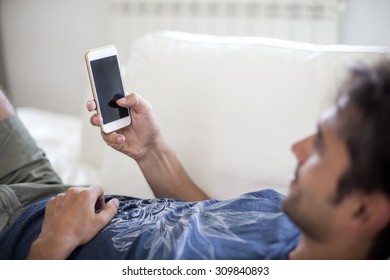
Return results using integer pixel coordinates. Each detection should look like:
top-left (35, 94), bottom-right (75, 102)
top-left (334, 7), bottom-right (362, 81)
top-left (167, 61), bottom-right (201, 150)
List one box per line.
top-left (17, 107), bottom-right (100, 187)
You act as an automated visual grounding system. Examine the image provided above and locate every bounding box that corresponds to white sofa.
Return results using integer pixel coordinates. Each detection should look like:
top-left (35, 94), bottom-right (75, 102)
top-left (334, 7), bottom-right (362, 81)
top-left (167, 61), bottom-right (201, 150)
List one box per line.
top-left (17, 31), bottom-right (390, 199)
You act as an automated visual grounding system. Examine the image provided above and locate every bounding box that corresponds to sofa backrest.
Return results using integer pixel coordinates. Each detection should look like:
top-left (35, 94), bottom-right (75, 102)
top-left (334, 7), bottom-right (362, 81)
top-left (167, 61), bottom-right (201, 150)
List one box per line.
top-left (86, 31), bottom-right (390, 199)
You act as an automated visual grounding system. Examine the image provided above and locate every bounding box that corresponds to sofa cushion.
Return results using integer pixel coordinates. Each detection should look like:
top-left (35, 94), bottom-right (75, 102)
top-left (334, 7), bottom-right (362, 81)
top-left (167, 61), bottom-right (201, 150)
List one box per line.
top-left (97, 31), bottom-right (390, 199)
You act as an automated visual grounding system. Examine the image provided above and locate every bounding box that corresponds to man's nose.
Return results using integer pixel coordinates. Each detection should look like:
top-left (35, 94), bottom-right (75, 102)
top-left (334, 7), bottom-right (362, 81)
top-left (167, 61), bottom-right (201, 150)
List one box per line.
top-left (291, 134), bottom-right (315, 164)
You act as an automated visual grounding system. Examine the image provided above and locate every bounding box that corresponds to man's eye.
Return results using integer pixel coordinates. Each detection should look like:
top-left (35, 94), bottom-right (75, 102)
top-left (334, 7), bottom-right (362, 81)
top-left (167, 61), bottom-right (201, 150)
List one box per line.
top-left (314, 137), bottom-right (323, 154)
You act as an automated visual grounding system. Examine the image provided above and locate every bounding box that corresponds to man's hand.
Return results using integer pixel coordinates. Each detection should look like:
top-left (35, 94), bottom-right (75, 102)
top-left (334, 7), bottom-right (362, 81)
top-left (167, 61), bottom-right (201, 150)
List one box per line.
top-left (27, 185), bottom-right (119, 259)
top-left (87, 92), bottom-right (162, 161)
top-left (87, 92), bottom-right (209, 201)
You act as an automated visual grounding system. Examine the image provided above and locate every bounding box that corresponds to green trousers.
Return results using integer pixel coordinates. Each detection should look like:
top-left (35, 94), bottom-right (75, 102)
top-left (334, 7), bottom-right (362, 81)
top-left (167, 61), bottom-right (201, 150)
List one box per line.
top-left (0, 114), bottom-right (71, 231)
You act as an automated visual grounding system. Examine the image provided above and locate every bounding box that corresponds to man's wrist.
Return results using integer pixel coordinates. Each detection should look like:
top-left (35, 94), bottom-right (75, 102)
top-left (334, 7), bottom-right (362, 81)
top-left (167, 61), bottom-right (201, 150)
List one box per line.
top-left (135, 135), bottom-right (169, 168)
top-left (27, 236), bottom-right (74, 260)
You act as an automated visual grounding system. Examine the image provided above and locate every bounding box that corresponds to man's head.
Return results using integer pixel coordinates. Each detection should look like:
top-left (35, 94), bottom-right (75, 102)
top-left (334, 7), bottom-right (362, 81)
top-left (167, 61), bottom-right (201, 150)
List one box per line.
top-left (283, 60), bottom-right (390, 259)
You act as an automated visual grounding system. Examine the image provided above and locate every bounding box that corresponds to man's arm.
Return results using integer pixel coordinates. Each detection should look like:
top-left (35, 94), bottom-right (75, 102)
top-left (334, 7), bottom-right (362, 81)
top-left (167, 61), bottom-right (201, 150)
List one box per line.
top-left (87, 93), bottom-right (209, 201)
top-left (136, 135), bottom-right (209, 201)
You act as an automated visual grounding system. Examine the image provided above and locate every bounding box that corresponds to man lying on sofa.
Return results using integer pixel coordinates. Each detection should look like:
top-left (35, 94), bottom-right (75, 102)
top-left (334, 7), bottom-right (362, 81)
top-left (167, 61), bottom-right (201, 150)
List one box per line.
top-left (1, 60), bottom-right (390, 260)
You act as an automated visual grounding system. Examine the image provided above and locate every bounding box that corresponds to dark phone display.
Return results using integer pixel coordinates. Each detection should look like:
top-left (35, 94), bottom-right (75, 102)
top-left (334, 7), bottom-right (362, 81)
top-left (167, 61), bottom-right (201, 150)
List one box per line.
top-left (90, 55), bottom-right (129, 124)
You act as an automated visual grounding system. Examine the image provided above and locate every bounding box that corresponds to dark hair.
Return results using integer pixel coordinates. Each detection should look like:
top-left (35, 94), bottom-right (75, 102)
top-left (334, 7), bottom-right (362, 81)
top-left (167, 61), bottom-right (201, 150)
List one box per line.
top-left (334, 59), bottom-right (390, 259)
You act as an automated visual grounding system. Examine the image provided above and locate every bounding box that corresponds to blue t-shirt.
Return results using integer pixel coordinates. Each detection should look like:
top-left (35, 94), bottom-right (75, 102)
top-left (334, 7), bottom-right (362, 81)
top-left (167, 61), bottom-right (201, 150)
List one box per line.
top-left (0, 189), bottom-right (300, 259)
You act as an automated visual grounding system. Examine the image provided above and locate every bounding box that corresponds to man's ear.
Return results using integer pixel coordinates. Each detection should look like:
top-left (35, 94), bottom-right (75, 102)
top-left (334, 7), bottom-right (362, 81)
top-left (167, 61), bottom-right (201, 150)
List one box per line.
top-left (347, 192), bottom-right (390, 236)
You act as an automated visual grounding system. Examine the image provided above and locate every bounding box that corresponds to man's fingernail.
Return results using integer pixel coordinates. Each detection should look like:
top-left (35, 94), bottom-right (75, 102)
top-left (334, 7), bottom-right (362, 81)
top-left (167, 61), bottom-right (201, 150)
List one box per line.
top-left (113, 198), bottom-right (120, 209)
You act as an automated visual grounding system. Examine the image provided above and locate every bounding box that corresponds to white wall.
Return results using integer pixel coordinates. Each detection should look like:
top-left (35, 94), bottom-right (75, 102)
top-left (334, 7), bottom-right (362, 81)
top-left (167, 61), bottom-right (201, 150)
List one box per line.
top-left (340, 0), bottom-right (390, 46)
top-left (0, 0), bottom-right (111, 116)
top-left (0, 0), bottom-right (389, 116)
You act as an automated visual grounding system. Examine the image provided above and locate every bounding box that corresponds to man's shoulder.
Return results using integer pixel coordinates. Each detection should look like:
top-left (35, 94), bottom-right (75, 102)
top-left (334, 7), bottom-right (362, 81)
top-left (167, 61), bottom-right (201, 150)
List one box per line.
top-left (242, 188), bottom-right (285, 199)
top-left (235, 189), bottom-right (286, 207)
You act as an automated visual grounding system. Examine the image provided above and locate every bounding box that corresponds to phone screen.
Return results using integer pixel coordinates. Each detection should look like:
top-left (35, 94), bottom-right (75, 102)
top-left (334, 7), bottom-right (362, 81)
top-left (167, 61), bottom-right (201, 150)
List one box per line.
top-left (90, 55), bottom-right (129, 124)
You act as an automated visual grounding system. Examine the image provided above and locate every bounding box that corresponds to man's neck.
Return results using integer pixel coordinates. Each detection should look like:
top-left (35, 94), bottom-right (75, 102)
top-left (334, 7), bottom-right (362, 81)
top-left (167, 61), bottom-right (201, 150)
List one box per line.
top-left (289, 235), bottom-right (369, 260)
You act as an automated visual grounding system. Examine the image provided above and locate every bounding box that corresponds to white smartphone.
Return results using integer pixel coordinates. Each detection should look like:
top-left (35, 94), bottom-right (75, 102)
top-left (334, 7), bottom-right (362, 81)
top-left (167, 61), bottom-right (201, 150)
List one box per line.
top-left (85, 45), bottom-right (131, 133)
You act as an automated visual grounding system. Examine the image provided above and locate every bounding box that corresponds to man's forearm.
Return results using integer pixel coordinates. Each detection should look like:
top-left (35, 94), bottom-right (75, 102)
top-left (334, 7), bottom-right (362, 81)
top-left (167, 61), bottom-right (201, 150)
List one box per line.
top-left (136, 136), bottom-right (209, 201)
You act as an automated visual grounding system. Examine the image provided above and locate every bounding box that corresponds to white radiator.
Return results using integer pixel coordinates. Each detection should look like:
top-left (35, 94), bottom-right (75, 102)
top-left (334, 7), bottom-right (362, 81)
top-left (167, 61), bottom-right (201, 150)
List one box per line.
top-left (110, 0), bottom-right (346, 59)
